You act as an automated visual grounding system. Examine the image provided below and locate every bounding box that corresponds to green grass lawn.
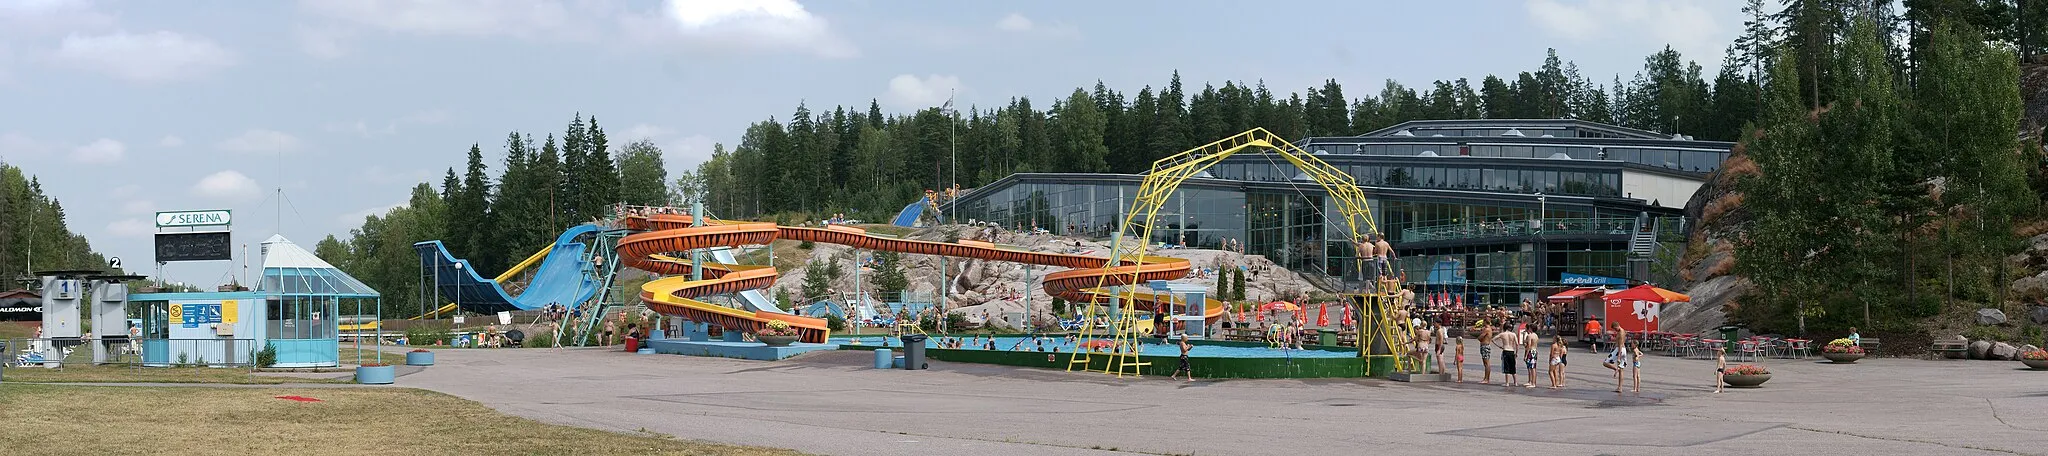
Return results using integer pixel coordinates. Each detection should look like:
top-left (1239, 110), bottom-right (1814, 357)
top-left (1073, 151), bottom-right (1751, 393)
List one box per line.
top-left (0, 384), bottom-right (805, 455)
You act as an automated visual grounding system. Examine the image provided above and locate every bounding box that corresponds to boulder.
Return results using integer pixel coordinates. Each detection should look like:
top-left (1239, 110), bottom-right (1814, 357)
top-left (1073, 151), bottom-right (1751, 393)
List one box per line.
top-left (2012, 273), bottom-right (2048, 302)
top-left (1969, 340), bottom-right (1993, 359)
top-left (2031, 306), bottom-right (2048, 325)
top-left (1976, 308), bottom-right (2009, 325)
top-left (1990, 342), bottom-right (2020, 360)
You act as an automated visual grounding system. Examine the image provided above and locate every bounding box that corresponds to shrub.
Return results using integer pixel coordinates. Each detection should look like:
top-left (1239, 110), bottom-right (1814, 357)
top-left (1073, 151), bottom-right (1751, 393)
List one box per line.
top-left (1964, 326), bottom-right (2008, 343)
top-left (256, 343), bottom-right (278, 368)
top-left (945, 311), bottom-right (970, 331)
top-left (405, 322), bottom-right (454, 346)
top-left (798, 240), bottom-right (816, 249)
top-left (1822, 338), bottom-right (1862, 354)
top-left (1726, 364), bottom-right (1769, 375)
top-left (525, 329), bottom-right (556, 348)
top-left (825, 313), bottom-right (847, 332)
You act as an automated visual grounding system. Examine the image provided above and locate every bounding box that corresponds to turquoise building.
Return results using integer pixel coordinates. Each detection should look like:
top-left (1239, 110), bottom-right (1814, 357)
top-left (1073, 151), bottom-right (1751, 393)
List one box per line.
top-left (129, 235), bottom-right (378, 367)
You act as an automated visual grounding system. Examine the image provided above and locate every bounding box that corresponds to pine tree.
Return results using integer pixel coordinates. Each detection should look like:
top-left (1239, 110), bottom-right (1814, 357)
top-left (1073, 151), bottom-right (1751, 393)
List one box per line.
top-left (1054, 88), bottom-right (1111, 173)
top-left (1231, 267), bottom-right (1247, 301)
top-left (447, 144), bottom-right (492, 263)
top-left (616, 139), bottom-right (670, 206)
top-left (560, 114), bottom-right (588, 222)
top-left (582, 116), bottom-right (616, 218)
top-left (802, 259), bottom-right (832, 303)
top-left (1214, 271), bottom-right (1229, 301)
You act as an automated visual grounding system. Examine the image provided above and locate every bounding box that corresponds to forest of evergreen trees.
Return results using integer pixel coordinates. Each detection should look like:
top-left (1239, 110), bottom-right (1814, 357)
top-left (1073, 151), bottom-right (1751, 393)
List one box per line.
top-left (0, 163), bottom-right (112, 286)
top-left (302, 0), bottom-right (2048, 326)
top-left (314, 115), bottom-right (673, 317)
top-left (682, 42), bottom-right (1765, 223)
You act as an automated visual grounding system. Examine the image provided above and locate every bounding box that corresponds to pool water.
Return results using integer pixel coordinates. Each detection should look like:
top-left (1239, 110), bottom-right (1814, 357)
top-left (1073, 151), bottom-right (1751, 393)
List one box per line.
top-left (831, 336), bottom-right (1356, 358)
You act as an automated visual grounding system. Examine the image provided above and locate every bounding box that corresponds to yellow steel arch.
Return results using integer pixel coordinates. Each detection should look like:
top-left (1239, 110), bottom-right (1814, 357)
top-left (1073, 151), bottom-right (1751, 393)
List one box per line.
top-left (1066, 128), bottom-right (1414, 377)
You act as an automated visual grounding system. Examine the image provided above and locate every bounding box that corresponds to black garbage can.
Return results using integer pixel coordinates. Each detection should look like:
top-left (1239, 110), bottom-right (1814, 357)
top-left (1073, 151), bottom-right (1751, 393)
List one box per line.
top-left (899, 334), bottom-right (929, 370)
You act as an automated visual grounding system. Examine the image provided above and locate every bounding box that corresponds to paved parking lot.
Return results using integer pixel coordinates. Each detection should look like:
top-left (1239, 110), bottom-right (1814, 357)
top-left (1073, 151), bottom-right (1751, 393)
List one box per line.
top-left (393, 346), bottom-right (2048, 455)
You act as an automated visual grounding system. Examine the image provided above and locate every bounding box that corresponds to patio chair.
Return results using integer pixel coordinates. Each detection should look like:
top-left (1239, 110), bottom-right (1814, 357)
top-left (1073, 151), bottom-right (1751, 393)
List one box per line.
top-left (1787, 339), bottom-right (1811, 359)
top-left (1736, 341), bottom-right (1763, 362)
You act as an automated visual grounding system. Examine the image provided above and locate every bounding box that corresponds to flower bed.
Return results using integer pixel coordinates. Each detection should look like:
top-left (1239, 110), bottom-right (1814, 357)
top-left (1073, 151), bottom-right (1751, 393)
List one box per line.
top-left (1723, 364), bottom-right (1770, 388)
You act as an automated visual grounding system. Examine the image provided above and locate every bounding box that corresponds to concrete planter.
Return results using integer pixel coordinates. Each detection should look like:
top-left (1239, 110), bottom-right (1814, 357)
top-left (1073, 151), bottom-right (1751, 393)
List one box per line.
top-left (1822, 352), bottom-right (1864, 364)
top-left (1723, 373), bottom-right (1770, 388)
top-left (405, 351), bottom-right (435, 366)
top-left (356, 365), bottom-right (396, 384)
top-left (2022, 359), bottom-right (2048, 370)
top-left (757, 335), bottom-right (799, 347)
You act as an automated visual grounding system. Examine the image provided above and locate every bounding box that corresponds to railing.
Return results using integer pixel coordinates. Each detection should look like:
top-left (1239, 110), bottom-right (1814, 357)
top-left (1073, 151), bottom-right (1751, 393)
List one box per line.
top-left (1400, 217), bottom-right (1642, 242)
top-left (5, 337), bottom-right (261, 367)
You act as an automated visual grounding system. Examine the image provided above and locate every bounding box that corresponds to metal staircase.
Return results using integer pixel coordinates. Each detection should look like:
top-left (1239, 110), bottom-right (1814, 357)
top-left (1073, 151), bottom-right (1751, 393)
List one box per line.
top-left (1628, 229), bottom-right (1657, 257)
top-left (568, 229), bottom-right (630, 347)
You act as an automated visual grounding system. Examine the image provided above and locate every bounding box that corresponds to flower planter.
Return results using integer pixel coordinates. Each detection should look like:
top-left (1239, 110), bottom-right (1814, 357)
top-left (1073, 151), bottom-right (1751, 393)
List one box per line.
top-left (355, 365), bottom-right (396, 384)
top-left (405, 351), bottom-right (435, 366)
top-left (2022, 359), bottom-right (2048, 370)
top-left (1723, 373), bottom-right (1770, 388)
top-left (1822, 352), bottom-right (1864, 364)
top-left (757, 335), bottom-right (799, 347)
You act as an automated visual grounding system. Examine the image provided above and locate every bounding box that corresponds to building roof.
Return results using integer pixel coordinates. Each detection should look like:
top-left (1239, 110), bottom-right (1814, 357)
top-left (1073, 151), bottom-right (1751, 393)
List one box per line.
top-left (258, 234), bottom-right (379, 297)
top-left (1358, 119), bottom-right (1678, 140)
top-left (0, 289), bottom-right (37, 300)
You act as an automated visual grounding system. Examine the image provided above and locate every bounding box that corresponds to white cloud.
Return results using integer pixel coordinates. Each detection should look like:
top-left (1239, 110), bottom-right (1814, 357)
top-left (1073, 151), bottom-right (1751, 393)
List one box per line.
top-left (158, 135), bottom-right (184, 147)
top-left (325, 109), bottom-right (453, 138)
top-left (53, 31), bottom-right (236, 83)
top-left (216, 129), bottom-right (303, 154)
top-left (1525, 0), bottom-right (1725, 65)
top-left (295, 25), bottom-right (351, 59)
top-left (882, 74), bottom-right (963, 110)
top-left (71, 138), bottom-right (124, 163)
top-left (104, 218), bottom-right (153, 238)
top-left (631, 0), bottom-right (858, 58)
top-left (299, 0), bottom-right (597, 40)
top-left (190, 170), bottom-right (263, 201)
top-left (0, 0), bottom-right (116, 37)
top-left (338, 200), bottom-right (408, 223)
top-left (107, 183), bottom-right (141, 198)
top-left (118, 199), bottom-right (154, 215)
top-left (996, 13), bottom-right (1033, 32)
top-left (618, 123), bottom-right (674, 141)
top-left (0, 131), bottom-right (56, 160)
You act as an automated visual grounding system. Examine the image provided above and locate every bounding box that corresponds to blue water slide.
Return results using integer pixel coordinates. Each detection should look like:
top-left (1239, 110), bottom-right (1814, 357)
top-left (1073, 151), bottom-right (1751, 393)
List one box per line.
top-left (891, 197), bottom-right (927, 227)
top-left (412, 225), bottom-right (604, 314)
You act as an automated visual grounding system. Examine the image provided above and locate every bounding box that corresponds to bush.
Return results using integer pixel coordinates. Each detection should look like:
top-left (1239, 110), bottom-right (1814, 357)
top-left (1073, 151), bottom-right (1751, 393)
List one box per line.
top-left (256, 343), bottom-right (278, 367)
top-left (525, 329), bottom-right (556, 348)
top-left (798, 240), bottom-right (816, 249)
top-left (919, 312), bottom-right (939, 332)
top-left (405, 322), bottom-right (454, 346)
top-left (1965, 326), bottom-right (2009, 343)
top-left (825, 313), bottom-right (847, 332)
top-left (945, 311), bottom-right (970, 331)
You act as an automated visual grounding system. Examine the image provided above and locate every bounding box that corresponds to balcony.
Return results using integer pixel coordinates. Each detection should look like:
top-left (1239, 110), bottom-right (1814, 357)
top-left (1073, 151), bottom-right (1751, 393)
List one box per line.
top-left (1399, 218), bottom-right (1642, 243)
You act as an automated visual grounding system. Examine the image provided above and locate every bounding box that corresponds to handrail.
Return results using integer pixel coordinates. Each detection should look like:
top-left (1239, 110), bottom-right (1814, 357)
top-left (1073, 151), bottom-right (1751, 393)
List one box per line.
top-left (1398, 217), bottom-right (1643, 242)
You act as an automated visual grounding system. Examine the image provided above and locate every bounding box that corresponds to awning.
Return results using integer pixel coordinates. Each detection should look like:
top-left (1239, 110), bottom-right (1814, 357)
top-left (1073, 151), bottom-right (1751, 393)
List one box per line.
top-left (1547, 288), bottom-right (1605, 302)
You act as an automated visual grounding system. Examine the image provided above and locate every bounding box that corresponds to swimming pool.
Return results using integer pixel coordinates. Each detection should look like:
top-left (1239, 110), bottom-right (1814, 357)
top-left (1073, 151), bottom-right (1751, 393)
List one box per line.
top-left (831, 336), bottom-right (1357, 359)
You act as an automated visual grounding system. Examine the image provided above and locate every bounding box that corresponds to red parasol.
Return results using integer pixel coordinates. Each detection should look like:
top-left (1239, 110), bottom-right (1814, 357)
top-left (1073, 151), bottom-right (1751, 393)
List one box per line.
top-left (1341, 304), bottom-right (1354, 327)
top-left (1602, 284), bottom-right (1691, 303)
top-left (1316, 303), bottom-right (1330, 327)
top-left (1259, 301), bottom-right (1301, 312)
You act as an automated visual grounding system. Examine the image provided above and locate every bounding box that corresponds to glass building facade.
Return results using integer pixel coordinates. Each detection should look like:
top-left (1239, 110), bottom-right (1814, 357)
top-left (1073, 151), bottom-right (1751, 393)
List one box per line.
top-left (946, 119), bottom-right (1723, 305)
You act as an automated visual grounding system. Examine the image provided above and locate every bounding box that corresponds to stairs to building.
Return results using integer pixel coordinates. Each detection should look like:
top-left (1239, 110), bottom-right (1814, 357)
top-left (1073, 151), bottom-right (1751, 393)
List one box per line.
top-left (1628, 228), bottom-right (1657, 257)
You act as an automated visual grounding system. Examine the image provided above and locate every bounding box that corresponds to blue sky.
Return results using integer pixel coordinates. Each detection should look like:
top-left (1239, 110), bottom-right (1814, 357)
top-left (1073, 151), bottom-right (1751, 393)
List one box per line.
top-left (0, 0), bottom-right (1744, 286)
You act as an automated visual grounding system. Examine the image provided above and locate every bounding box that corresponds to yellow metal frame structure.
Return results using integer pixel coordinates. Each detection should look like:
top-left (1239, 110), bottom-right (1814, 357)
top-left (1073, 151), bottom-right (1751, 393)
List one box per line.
top-left (1067, 128), bottom-right (1392, 377)
top-left (403, 244), bottom-right (555, 322)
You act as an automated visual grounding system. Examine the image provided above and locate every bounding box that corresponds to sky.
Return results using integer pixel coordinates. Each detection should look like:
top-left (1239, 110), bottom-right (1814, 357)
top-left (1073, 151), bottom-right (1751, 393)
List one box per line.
top-left (0, 0), bottom-right (1747, 287)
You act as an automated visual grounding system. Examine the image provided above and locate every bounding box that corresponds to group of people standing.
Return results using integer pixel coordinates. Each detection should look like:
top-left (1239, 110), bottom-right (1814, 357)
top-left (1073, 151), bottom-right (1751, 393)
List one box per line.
top-left (1415, 314), bottom-right (1647, 394)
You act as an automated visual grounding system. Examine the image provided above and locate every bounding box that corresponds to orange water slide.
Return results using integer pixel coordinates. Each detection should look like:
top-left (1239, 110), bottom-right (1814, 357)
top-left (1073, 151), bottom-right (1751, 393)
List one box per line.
top-left (616, 214), bottom-right (1227, 343)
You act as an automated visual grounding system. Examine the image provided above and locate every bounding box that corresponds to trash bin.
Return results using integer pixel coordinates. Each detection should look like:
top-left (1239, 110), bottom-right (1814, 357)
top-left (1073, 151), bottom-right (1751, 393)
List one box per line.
top-left (624, 337), bottom-right (641, 353)
top-left (1718, 325), bottom-right (1743, 343)
top-left (899, 334), bottom-right (928, 370)
top-left (872, 349), bottom-right (893, 369)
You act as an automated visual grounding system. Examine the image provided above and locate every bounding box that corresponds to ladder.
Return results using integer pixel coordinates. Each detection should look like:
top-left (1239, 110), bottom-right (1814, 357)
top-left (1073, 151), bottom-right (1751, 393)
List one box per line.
top-left (569, 229), bottom-right (629, 347)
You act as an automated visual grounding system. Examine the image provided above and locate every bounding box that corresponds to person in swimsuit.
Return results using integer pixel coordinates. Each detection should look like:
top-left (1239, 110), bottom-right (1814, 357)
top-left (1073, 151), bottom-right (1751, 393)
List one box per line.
top-left (1630, 340), bottom-right (1644, 393)
top-left (1603, 327), bottom-right (1629, 393)
top-left (1477, 321), bottom-right (1496, 385)
top-left (1713, 346), bottom-right (1727, 393)
top-left (1169, 334), bottom-right (1195, 382)
top-left (1522, 326), bottom-right (1539, 388)
top-left (1496, 326), bottom-right (1518, 388)
top-left (1548, 336), bottom-right (1566, 389)
top-left (1454, 338), bottom-right (1467, 383)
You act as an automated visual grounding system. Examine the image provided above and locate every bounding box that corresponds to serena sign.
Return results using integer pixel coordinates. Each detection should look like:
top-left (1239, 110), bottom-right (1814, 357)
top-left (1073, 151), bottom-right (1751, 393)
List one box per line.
top-left (156, 210), bottom-right (232, 227)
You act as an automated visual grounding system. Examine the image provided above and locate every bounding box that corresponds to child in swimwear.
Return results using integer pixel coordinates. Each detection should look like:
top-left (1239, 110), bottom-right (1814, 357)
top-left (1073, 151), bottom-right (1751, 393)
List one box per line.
top-left (1630, 341), bottom-right (1644, 393)
top-left (1454, 338), bottom-right (1467, 383)
top-left (1713, 346), bottom-right (1727, 393)
top-left (1547, 337), bottom-right (1566, 389)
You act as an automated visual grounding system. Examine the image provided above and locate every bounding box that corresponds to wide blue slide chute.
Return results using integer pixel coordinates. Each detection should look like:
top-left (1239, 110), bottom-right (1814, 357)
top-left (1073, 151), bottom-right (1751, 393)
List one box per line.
top-left (413, 225), bottom-right (603, 314)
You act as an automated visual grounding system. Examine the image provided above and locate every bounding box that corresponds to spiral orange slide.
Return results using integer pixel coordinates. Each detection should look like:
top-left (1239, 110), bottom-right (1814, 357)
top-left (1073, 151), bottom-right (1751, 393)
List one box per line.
top-left (616, 214), bottom-right (1227, 343)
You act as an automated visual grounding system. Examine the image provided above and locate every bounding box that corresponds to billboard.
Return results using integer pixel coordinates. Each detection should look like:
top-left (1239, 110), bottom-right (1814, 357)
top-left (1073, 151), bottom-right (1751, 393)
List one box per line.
top-left (156, 231), bottom-right (233, 262)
